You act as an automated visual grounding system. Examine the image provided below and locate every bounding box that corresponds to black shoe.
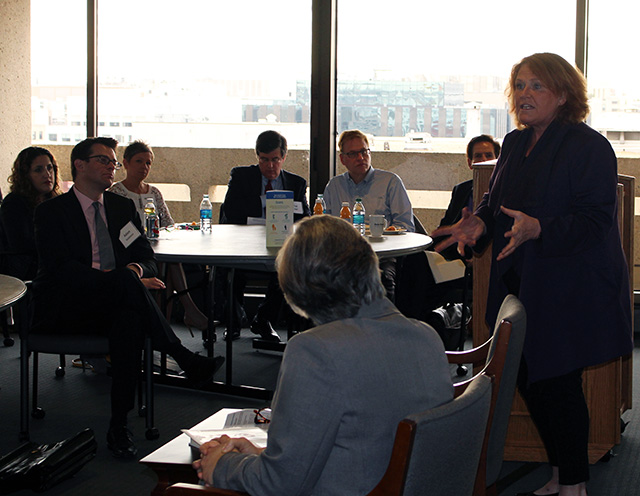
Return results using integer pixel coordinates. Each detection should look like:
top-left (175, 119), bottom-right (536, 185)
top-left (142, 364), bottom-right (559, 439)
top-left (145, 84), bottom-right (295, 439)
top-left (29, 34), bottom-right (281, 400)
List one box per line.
top-left (250, 319), bottom-right (281, 342)
top-left (107, 425), bottom-right (138, 459)
top-left (223, 328), bottom-right (241, 341)
top-left (182, 353), bottom-right (225, 388)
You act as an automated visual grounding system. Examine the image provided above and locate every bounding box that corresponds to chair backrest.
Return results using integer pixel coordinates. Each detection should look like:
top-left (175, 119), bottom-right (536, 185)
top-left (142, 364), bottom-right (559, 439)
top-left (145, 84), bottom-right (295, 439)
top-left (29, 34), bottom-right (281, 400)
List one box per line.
top-left (413, 214), bottom-right (428, 235)
top-left (483, 294), bottom-right (526, 488)
top-left (446, 294), bottom-right (526, 495)
top-left (368, 373), bottom-right (493, 496)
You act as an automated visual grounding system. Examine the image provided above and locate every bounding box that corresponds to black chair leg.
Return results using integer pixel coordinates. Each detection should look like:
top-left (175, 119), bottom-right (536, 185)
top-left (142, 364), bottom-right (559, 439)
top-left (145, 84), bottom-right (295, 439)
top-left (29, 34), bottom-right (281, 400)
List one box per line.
top-left (19, 322), bottom-right (29, 441)
top-left (144, 337), bottom-right (158, 440)
top-left (31, 352), bottom-right (44, 419)
top-left (56, 353), bottom-right (66, 377)
top-left (2, 309), bottom-right (14, 347)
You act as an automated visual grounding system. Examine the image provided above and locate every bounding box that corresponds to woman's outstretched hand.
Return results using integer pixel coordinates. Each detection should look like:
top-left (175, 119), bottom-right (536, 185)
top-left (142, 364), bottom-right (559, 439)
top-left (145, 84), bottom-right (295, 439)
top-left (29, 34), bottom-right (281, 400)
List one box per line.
top-left (496, 206), bottom-right (541, 261)
top-left (431, 207), bottom-right (486, 256)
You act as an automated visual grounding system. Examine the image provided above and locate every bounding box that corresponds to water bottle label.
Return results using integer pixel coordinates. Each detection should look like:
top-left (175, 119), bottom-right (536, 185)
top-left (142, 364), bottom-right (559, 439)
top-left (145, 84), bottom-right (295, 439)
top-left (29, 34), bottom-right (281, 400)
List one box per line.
top-left (353, 214), bottom-right (365, 224)
top-left (200, 209), bottom-right (212, 219)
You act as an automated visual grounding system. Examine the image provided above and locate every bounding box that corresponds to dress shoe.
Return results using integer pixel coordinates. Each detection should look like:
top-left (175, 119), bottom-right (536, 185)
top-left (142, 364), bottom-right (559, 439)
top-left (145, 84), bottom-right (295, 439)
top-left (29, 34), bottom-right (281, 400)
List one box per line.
top-left (107, 425), bottom-right (138, 459)
top-left (224, 328), bottom-right (241, 341)
top-left (181, 353), bottom-right (225, 388)
top-left (516, 492), bottom-right (559, 496)
top-left (250, 319), bottom-right (281, 342)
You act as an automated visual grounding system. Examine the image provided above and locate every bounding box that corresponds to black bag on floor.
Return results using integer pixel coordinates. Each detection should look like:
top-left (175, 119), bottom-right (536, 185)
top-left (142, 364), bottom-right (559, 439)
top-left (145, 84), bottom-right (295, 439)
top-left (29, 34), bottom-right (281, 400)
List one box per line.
top-left (426, 302), bottom-right (470, 351)
top-left (0, 428), bottom-right (97, 493)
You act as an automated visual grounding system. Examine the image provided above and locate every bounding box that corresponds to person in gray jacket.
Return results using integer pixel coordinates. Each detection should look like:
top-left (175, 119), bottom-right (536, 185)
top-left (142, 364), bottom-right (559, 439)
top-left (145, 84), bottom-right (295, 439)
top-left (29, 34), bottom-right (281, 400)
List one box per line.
top-left (193, 215), bottom-right (453, 495)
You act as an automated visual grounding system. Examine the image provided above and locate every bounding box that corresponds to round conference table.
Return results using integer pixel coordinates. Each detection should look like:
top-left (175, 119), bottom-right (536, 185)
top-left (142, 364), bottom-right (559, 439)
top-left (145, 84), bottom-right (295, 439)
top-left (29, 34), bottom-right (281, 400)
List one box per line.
top-left (151, 224), bottom-right (432, 270)
top-left (151, 224), bottom-right (432, 398)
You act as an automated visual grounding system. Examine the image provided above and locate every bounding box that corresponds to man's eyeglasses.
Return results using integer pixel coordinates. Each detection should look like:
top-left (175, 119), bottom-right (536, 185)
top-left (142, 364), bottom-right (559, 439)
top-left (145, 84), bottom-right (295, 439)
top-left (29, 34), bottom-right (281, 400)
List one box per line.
top-left (258, 156), bottom-right (283, 166)
top-left (85, 155), bottom-right (122, 170)
top-left (342, 148), bottom-right (371, 159)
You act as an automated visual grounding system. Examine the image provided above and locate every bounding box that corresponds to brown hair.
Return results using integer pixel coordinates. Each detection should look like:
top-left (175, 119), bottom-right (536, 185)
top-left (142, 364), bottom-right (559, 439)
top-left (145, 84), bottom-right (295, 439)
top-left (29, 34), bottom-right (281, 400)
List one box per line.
top-left (9, 146), bottom-right (61, 206)
top-left (123, 140), bottom-right (154, 161)
top-left (506, 52), bottom-right (589, 128)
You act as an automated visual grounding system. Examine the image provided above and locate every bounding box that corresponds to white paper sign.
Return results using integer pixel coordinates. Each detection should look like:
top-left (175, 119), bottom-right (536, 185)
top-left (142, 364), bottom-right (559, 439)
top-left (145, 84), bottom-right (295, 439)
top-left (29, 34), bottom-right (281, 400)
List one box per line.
top-left (266, 190), bottom-right (294, 248)
top-left (119, 221), bottom-right (141, 248)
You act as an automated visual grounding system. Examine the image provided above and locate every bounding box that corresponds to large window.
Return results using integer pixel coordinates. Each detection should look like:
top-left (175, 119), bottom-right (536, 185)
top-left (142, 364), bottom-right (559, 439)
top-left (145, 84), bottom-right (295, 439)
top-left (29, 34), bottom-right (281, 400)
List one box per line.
top-left (32, 0), bottom-right (312, 149)
top-left (336, 0), bottom-right (576, 152)
top-left (31, 1), bottom-right (640, 156)
top-left (587, 1), bottom-right (640, 153)
top-left (31, 0), bottom-right (87, 145)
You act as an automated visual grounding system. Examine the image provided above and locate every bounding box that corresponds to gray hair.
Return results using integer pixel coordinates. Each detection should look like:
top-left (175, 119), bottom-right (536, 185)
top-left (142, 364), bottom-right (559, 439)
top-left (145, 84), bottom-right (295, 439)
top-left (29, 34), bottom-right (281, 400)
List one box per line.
top-left (276, 215), bottom-right (385, 325)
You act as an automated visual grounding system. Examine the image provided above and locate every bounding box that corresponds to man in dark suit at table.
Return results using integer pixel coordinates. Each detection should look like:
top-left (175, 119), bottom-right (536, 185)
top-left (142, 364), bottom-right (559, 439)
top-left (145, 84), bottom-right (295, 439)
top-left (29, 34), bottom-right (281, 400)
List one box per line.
top-left (219, 130), bottom-right (310, 341)
top-left (396, 135), bottom-right (501, 320)
top-left (32, 137), bottom-right (223, 459)
top-left (434, 134), bottom-right (501, 260)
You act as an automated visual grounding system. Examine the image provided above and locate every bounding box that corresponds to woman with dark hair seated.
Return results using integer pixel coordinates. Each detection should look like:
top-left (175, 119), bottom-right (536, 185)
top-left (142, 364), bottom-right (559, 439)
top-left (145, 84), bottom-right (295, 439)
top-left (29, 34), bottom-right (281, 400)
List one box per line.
top-left (193, 215), bottom-right (453, 495)
top-left (0, 146), bottom-right (61, 280)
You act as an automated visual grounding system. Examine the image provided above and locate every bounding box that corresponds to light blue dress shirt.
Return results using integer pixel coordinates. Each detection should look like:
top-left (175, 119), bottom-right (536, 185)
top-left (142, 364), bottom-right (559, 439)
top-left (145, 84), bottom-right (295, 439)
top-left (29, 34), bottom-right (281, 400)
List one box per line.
top-left (322, 167), bottom-right (415, 231)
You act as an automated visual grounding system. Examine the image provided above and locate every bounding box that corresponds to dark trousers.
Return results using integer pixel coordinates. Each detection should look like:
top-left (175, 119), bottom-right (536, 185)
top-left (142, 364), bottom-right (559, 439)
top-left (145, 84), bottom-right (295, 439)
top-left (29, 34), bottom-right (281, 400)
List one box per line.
top-left (218, 268), bottom-right (284, 329)
top-left (379, 257), bottom-right (397, 303)
top-left (517, 359), bottom-right (590, 485)
top-left (35, 268), bottom-right (182, 425)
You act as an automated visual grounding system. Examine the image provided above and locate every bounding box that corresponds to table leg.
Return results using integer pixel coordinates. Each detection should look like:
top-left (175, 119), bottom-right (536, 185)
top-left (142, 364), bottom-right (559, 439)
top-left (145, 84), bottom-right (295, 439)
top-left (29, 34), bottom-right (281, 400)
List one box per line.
top-left (225, 268), bottom-right (235, 385)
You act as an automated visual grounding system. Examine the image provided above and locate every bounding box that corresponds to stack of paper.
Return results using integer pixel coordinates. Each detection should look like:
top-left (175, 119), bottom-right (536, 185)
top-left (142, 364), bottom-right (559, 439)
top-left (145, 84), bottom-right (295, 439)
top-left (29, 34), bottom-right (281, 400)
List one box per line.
top-left (424, 251), bottom-right (466, 284)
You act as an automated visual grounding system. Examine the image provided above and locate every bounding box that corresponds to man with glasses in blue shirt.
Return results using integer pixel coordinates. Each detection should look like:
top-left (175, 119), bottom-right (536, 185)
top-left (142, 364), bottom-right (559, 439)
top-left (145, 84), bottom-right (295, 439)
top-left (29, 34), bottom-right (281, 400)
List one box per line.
top-left (323, 129), bottom-right (414, 301)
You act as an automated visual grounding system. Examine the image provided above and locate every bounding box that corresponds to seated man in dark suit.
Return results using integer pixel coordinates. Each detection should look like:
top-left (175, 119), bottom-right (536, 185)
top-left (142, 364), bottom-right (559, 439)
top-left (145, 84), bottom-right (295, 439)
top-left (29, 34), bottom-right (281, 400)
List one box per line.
top-left (396, 135), bottom-right (500, 321)
top-left (220, 130), bottom-right (310, 341)
top-left (435, 134), bottom-right (500, 260)
top-left (32, 137), bottom-right (224, 459)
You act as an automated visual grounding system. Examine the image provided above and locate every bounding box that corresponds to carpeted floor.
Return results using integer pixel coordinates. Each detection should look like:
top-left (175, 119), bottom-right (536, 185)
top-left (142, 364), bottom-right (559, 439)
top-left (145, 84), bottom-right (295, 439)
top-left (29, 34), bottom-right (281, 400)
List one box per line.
top-left (1, 322), bottom-right (639, 495)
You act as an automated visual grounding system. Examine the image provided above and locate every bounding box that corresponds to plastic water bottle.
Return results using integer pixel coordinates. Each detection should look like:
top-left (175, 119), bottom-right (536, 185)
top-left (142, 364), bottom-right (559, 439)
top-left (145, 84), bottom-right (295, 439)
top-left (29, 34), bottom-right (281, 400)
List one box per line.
top-left (313, 194), bottom-right (326, 215)
top-left (352, 198), bottom-right (365, 235)
top-left (200, 194), bottom-right (212, 233)
top-left (144, 197), bottom-right (159, 239)
top-left (340, 201), bottom-right (351, 222)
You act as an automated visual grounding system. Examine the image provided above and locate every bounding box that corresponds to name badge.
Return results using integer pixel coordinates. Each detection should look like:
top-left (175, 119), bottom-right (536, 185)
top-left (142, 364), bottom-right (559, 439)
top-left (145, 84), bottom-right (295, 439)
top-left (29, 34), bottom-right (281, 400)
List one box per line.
top-left (293, 201), bottom-right (303, 214)
top-left (120, 221), bottom-right (141, 248)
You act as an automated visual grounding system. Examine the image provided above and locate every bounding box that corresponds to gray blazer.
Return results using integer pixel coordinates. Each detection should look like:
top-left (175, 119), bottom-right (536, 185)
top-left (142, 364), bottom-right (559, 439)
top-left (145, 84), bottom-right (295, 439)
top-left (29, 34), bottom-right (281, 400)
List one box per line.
top-left (213, 298), bottom-right (453, 495)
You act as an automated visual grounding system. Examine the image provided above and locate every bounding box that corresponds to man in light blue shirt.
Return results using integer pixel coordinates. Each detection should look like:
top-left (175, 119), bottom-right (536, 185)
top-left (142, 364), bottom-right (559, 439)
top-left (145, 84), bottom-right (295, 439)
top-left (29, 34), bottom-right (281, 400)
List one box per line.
top-left (323, 129), bottom-right (414, 301)
top-left (323, 130), bottom-right (414, 232)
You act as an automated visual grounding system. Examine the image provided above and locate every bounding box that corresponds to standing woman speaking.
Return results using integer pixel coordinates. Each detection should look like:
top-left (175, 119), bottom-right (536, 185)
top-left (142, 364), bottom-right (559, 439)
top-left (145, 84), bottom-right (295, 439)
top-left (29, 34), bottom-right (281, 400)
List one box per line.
top-left (433, 53), bottom-right (633, 496)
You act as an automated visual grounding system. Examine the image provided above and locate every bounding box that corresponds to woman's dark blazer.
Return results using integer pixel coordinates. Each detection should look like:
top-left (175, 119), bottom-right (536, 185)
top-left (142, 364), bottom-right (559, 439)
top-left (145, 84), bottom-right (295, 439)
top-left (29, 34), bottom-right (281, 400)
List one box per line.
top-left (0, 192), bottom-right (38, 280)
top-left (475, 120), bottom-right (633, 383)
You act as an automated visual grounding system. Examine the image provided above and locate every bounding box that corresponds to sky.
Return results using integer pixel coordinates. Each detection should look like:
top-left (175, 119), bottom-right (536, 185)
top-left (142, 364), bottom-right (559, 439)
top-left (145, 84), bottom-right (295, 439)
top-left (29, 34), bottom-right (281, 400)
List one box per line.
top-left (30, 0), bottom-right (640, 95)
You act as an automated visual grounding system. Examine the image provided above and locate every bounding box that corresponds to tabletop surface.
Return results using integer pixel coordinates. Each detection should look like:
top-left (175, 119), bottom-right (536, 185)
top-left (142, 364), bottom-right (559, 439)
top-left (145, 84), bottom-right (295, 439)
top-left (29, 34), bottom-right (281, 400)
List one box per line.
top-left (140, 408), bottom-right (238, 466)
top-left (151, 224), bottom-right (432, 270)
top-left (0, 274), bottom-right (27, 313)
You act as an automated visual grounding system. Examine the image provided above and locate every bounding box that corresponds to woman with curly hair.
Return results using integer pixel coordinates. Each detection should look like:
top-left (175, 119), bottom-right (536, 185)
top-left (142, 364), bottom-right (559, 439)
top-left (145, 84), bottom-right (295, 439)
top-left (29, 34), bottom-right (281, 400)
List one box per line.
top-left (0, 146), bottom-right (61, 280)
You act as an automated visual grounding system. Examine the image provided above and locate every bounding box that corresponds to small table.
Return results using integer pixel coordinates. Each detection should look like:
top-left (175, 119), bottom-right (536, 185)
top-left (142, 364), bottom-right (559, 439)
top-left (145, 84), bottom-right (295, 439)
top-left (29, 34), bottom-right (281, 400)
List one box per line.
top-left (140, 408), bottom-right (238, 496)
top-left (152, 225), bottom-right (432, 397)
top-left (0, 274), bottom-right (27, 313)
top-left (0, 274), bottom-right (27, 347)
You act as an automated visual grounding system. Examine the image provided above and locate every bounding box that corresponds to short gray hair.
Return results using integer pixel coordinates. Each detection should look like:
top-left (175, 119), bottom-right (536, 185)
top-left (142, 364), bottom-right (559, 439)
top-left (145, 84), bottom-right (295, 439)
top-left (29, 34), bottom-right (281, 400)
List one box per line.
top-left (276, 215), bottom-right (385, 325)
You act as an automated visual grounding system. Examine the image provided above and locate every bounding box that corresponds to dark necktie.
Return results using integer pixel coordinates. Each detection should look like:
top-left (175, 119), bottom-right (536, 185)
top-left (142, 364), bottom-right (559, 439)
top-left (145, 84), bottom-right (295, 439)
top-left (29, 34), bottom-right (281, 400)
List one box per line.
top-left (265, 180), bottom-right (273, 192)
top-left (92, 202), bottom-right (116, 271)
